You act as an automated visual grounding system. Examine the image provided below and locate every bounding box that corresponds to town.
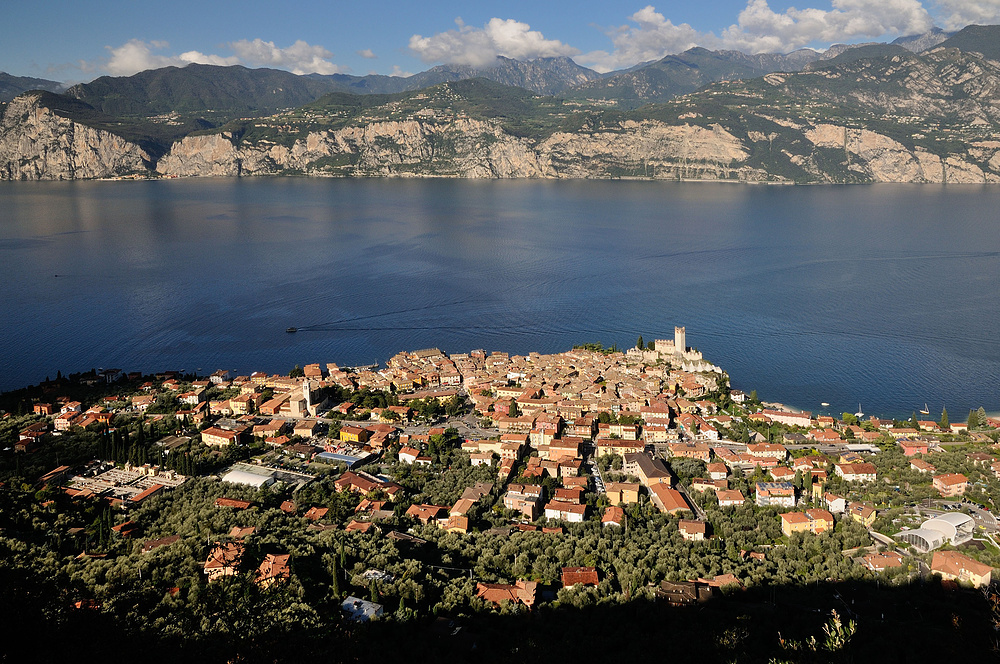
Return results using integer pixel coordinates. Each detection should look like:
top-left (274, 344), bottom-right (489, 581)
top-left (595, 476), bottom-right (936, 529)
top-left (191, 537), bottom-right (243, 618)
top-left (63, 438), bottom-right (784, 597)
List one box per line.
top-left (2, 327), bottom-right (999, 661)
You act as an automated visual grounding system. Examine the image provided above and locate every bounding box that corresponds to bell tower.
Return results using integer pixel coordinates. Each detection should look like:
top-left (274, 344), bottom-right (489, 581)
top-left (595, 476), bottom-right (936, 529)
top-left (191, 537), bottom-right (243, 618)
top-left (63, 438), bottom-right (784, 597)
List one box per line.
top-left (674, 326), bottom-right (686, 354)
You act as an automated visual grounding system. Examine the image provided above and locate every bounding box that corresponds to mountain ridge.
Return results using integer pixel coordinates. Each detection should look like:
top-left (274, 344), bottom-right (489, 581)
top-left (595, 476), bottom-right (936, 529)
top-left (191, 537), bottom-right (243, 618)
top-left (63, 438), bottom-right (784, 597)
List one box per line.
top-left (4, 25), bottom-right (1000, 184)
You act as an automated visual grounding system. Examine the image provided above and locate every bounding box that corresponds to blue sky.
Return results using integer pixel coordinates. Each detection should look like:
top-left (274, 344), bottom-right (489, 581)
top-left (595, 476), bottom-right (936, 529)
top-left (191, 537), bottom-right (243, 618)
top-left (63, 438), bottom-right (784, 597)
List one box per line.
top-left (2, 0), bottom-right (996, 82)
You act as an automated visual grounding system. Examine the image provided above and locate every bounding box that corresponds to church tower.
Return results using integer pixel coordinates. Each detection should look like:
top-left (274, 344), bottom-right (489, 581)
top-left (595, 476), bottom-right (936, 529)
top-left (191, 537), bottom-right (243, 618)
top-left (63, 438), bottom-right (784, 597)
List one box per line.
top-left (674, 326), bottom-right (686, 354)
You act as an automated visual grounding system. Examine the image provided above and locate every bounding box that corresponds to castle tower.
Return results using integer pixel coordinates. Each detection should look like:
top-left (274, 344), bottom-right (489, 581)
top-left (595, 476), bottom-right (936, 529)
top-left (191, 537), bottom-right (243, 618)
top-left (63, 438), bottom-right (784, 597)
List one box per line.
top-left (674, 326), bottom-right (686, 354)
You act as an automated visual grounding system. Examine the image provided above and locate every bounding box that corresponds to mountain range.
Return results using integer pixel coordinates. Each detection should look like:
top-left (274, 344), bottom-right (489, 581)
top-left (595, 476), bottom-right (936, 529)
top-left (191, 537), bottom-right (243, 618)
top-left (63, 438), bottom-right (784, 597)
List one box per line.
top-left (3, 24), bottom-right (1000, 183)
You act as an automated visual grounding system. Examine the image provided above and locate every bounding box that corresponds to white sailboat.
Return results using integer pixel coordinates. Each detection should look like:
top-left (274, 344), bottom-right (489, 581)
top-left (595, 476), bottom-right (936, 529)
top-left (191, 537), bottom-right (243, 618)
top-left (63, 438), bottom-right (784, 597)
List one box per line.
top-left (919, 403), bottom-right (929, 415)
top-left (854, 404), bottom-right (864, 419)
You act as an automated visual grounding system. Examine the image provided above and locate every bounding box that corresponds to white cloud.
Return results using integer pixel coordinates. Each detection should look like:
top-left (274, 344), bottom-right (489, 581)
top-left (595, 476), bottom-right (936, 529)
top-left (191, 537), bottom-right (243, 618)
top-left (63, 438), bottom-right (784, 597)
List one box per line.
top-left (92, 38), bottom-right (343, 78)
top-left (409, 17), bottom-right (578, 67)
top-left (228, 39), bottom-right (345, 74)
top-left (104, 39), bottom-right (235, 76)
top-left (723, 0), bottom-right (934, 52)
top-left (577, 7), bottom-right (704, 72)
top-left (390, 65), bottom-right (414, 77)
top-left (934, 0), bottom-right (1000, 30)
top-left (576, 1), bottom-right (935, 72)
top-left (357, 48), bottom-right (377, 59)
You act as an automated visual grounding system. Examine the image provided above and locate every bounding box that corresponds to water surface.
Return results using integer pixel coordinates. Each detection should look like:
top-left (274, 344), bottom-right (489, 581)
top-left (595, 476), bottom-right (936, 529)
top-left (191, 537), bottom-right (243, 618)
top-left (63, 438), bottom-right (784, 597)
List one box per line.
top-left (1, 178), bottom-right (998, 420)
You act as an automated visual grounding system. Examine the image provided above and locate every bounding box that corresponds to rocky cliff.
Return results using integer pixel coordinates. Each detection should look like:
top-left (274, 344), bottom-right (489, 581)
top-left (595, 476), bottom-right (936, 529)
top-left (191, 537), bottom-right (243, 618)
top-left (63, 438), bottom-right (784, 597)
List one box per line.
top-left (156, 117), bottom-right (770, 180)
top-left (155, 113), bottom-right (998, 183)
top-left (0, 93), bottom-right (150, 180)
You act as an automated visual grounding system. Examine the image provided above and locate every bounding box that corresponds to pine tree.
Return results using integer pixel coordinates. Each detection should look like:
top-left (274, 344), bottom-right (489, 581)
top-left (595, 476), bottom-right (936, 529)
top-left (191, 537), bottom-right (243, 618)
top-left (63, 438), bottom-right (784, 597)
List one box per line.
top-left (940, 407), bottom-right (949, 430)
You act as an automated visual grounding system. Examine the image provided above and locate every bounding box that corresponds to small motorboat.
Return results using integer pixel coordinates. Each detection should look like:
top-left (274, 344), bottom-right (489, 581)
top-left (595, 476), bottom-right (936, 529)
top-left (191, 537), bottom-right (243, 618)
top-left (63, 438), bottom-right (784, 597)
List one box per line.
top-left (286, 327), bottom-right (297, 333)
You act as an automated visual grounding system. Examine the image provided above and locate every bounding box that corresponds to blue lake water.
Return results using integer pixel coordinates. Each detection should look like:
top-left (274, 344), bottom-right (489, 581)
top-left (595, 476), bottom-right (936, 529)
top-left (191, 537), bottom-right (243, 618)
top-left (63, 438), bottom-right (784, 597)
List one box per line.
top-left (1, 177), bottom-right (998, 420)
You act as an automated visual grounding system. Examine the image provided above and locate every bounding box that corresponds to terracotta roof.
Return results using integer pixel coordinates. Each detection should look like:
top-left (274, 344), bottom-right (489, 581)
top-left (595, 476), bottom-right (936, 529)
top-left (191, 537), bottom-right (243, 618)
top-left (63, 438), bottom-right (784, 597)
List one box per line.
top-left (215, 497), bottom-right (252, 509)
top-left (561, 566), bottom-right (599, 587)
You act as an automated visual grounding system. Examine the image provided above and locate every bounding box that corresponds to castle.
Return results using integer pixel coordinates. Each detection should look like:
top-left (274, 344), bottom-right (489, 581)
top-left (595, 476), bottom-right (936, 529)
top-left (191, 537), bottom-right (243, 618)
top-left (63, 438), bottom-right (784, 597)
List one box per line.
top-left (628, 326), bottom-right (720, 373)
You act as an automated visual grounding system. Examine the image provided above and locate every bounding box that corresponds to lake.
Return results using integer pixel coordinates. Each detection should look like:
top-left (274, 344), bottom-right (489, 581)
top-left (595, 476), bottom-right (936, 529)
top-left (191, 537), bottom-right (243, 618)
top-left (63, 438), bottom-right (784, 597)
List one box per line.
top-left (1, 177), bottom-right (998, 420)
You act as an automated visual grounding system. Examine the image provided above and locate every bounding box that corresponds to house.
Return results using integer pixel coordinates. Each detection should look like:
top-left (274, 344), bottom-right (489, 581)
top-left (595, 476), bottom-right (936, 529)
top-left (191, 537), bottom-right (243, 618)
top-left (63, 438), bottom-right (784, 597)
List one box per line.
top-left (303, 506), bottom-right (329, 521)
top-left (397, 446), bottom-right (422, 464)
top-left (441, 514), bottom-right (469, 533)
top-left (111, 521), bottom-right (140, 538)
top-left (717, 490), bottom-right (745, 507)
top-left (293, 420), bottom-right (318, 438)
top-left (667, 442), bottom-right (711, 461)
top-left (339, 425), bottom-right (370, 444)
top-left (747, 442), bottom-right (788, 461)
top-left (229, 526), bottom-right (256, 539)
top-left (706, 463), bottom-right (728, 480)
top-left (204, 542), bottom-right (244, 582)
top-left (691, 477), bottom-right (727, 492)
top-left (834, 463), bottom-right (877, 483)
top-left (475, 580), bottom-right (537, 608)
top-left (968, 452), bottom-right (995, 467)
top-left (655, 580), bottom-right (714, 606)
top-left (215, 497), bottom-right (252, 510)
top-left (899, 440), bottom-right (929, 456)
top-left (201, 427), bottom-right (242, 447)
top-left (811, 428), bottom-right (843, 443)
top-left (847, 502), bottom-right (877, 528)
top-left (554, 487), bottom-right (584, 504)
top-left (862, 551), bottom-right (903, 572)
top-left (780, 509), bottom-right (834, 536)
top-left (623, 453), bottom-right (673, 487)
top-left (594, 438), bottom-right (645, 458)
top-left (933, 473), bottom-right (969, 497)
top-left (405, 504), bottom-right (449, 525)
top-left (470, 452), bottom-right (494, 466)
top-left (544, 501), bottom-right (587, 522)
top-left (769, 466), bottom-right (796, 482)
top-left (823, 493), bottom-right (847, 514)
top-left (910, 459), bottom-right (936, 474)
top-left (504, 484), bottom-right (544, 520)
top-left (761, 410), bottom-right (812, 428)
top-left (341, 596), bottom-right (384, 622)
top-left (334, 471), bottom-right (403, 501)
top-left (679, 519), bottom-right (707, 541)
top-left (755, 482), bottom-right (795, 507)
top-left (930, 550), bottom-right (993, 588)
top-left (17, 422), bottom-right (48, 452)
top-left (602, 505), bottom-right (625, 527)
top-left (604, 482), bottom-right (641, 505)
top-left (561, 566), bottom-right (599, 587)
top-left (141, 535), bottom-right (180, 553)
top-left (256, 553), bottom-right (291, 588)
top-left (649, 484), bottom-right (691, 515)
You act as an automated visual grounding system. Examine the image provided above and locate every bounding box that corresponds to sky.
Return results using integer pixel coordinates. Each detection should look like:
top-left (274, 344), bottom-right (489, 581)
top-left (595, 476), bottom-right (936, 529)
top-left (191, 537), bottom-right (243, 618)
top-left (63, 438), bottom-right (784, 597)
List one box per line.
top-left (2, 0), bottom-right (999, 83)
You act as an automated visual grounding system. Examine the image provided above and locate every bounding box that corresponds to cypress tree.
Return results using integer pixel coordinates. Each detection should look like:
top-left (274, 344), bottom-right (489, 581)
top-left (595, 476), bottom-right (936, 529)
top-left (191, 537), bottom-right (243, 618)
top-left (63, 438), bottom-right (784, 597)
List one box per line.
top-left (331, 555), bottom-right (340, 598)
top-left (940, 407), bottom-right (950, 430)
